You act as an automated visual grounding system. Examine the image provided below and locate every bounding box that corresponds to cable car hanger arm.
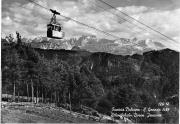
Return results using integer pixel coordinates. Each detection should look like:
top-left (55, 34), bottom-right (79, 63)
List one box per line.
top-left (50, 9), bottom-right (60, 15)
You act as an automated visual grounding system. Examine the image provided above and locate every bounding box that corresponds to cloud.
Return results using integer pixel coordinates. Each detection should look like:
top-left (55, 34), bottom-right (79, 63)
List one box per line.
top-left (130, 8), bottom-right (180, 51)
top-left (2, 16), bottom-right (13, 26)
top-left (118, 6), bottom-right (149, 14)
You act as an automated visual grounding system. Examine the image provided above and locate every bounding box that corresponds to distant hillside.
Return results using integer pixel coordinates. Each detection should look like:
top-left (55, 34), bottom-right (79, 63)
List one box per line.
top-left (34, 47), bottom-right (179, 98)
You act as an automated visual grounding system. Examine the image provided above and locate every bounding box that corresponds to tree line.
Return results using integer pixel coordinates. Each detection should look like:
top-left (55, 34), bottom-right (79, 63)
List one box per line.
top-left (2, 33), bottom-right (104, 110)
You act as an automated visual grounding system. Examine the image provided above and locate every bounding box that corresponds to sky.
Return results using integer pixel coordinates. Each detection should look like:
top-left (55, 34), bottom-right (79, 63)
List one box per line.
top-left (1, 0), bottom-right (180, 51)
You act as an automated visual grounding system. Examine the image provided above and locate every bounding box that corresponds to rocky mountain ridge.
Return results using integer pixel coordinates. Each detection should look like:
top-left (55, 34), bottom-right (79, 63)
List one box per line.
top-left (21, 35), bottom-right (166, 55)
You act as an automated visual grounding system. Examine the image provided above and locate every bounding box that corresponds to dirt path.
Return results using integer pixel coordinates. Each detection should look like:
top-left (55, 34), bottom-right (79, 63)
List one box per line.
top-left (1, 104), bottom-right (96, 123)
top-left (1, 107), bottom-right (67, 123)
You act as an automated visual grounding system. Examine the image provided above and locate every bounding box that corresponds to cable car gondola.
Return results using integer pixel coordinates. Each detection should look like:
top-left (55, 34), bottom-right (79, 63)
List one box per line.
top-left (47, 9), bottom-right (65, 39)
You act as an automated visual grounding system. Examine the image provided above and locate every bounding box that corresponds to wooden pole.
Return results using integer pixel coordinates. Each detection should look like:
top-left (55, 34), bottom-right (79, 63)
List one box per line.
top-left (69, 91), bottom-right (72, 112)
top-left (31, 79), bottom-right (34, 103)
top-left (26, 81), bottom-right (29, 102)
top-left (13, 81), bottom-right (16, 102)
top-left (41, 86), bottom-right (44, 103)
top-left (18, 91), bottom-right (19, 102)
top-left (36, 85), bottom-right (38, 103)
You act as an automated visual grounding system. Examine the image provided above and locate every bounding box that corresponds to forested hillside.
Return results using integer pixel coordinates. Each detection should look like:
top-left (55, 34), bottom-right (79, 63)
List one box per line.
top-left (1, 37), bottom-right (179, 123)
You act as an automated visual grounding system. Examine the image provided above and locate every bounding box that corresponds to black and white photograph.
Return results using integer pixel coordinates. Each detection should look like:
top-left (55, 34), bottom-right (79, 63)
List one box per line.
top-left (1, 0), bottom-right (179, 123)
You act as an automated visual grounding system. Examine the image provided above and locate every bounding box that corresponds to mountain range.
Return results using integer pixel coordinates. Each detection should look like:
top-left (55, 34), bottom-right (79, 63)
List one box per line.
top-left (21, 35), bottom-right (166, 55)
